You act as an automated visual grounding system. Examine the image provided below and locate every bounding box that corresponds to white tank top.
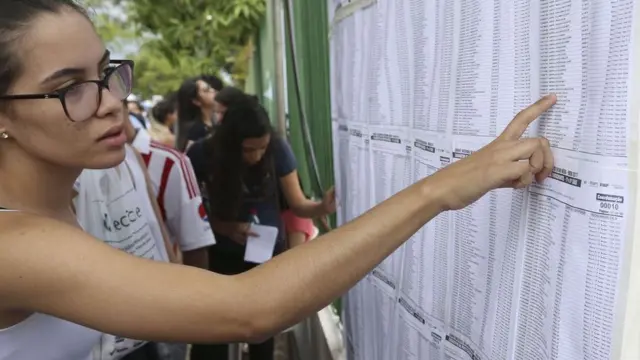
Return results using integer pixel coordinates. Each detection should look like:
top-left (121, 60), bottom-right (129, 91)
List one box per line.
top-left (0, 210), bottom-right (100, 359)
top-left (0, 312), bottom-right (100, 360)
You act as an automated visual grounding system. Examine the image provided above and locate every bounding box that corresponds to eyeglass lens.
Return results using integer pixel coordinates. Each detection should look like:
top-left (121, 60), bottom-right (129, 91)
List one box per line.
top-left (65, 63), bottom-right (133, 122)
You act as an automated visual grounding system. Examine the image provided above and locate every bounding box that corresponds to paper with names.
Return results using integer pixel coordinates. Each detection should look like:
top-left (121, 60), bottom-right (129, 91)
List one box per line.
top-left (369, 125), bottom-right (412, 294)
top-left (446, 136), bottom-right (529, 360)
top-left (344, 278), bottom-right (377, 360)
top-left (393, 131), bottom-right (451, 360)
top-left (329, 0), bottom-right (639, 359)
top-left (332, 120), bottom-right (350, 226)
top-left (513, 157), bottom-right (630, 360)
top-left (345, 123), bottom-right (372, 223)
top-left (388, 146), bottom-right (632, 360)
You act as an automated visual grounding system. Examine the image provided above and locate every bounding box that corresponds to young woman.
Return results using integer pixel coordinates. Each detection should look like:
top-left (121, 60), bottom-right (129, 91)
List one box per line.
top-left (186, 96), bottom-right (337, 360)
top-left (212, 86), bottom-right (246, 123)
top-left (147, 94), bottom-right (177, 147)
top-left (175, 77), bottom-right (217, 151)
top-left (210, 88), bottom-right (318, 248)
top-left (0, 1), bottom-right (556, 360)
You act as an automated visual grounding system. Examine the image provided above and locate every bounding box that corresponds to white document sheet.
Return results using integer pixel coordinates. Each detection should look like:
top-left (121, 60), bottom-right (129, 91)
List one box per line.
top-left (330, 0), bottom-right (639, 359)
top-left (244, 224), bottom-right (279, 264)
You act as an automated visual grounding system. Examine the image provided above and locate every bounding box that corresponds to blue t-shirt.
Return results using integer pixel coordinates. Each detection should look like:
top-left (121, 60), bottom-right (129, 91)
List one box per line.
top-left (187, 136), bottom-right (297, 256)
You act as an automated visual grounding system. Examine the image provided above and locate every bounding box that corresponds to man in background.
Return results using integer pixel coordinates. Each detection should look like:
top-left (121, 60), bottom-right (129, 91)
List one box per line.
top-left (125, 105), bottom-right (215, 270)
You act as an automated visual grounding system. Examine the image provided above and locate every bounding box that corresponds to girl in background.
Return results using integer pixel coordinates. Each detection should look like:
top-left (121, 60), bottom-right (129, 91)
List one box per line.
top-left (187, 96), bottom-right (336, 360)
top-left (212, 86), bottom-right (246, 124)
top-left (147, 96), bottom-right (177, 148)
top-left (175, 77), bottom-right (216, 151)
top-left (211, 88), bottom-right (320, 248)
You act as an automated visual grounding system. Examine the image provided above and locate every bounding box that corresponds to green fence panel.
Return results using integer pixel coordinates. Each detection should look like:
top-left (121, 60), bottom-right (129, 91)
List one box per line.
top-left (284, 11), bottom-right (312, 194)
top-left (287, 0), bottom-right (334, 214)
top-left (285, 0), bottom-right (339, 315)
top-left (258, 3), bottom-right (277, 123)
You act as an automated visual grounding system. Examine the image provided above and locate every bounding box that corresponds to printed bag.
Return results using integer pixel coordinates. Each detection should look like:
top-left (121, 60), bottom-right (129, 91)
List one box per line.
top-left (73, 164), bottom-right (161, 360)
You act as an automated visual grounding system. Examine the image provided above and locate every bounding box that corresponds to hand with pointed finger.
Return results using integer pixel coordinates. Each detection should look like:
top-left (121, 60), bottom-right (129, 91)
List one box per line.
top-left (432, 94), bottom-right (557, 211)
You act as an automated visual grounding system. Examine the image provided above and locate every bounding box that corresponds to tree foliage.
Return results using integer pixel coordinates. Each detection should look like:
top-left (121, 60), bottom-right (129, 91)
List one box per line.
top-left (127, 0), bottom-right (265, 79)
top-left (85, 0), bottom-right (264, 97)
top-left (130, 40), bottom-right (207, 98)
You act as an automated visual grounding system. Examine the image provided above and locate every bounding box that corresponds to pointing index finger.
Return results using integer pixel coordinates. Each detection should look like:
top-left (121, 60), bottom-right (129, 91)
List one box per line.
top-left (500, 94), bottom-right (557, 140)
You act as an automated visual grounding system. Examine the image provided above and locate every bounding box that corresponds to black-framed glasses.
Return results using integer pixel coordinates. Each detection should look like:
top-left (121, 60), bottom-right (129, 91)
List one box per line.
top-left (0, 60), bottom-right (134, 122)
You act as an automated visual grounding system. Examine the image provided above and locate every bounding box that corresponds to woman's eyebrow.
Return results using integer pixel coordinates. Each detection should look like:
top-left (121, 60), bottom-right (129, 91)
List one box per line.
top-left (41, 50), bottom-right (111, 85)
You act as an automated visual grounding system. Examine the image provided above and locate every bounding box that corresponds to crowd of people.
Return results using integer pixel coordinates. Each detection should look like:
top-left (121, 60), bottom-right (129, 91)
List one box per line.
top-left (113, 75), bottom-right (334, 360)
top-left (0, 1), bottom-right (557, 360)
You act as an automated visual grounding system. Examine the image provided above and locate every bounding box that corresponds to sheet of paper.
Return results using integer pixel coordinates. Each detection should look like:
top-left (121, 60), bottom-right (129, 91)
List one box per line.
top-left (513, 156), bottom-right (631, 359)
top-left (369, 125), bottom-right (412, 293)
top-left (537, 0), bottom-right (634, 169)
top-left (328, 0), bottom-right (639, 359)
top-left (243, 224), bottom-right (279, 264)
top-left (369, 279), bottom-right (398, 360)
top-left (345, 123), bottom-right (372, 223)
top-left (397, 130), bottom-right (451, 345)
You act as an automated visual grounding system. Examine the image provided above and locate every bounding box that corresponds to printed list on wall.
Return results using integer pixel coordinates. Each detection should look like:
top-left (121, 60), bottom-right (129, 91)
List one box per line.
top-left (329, 0), bottom-right (639, 359)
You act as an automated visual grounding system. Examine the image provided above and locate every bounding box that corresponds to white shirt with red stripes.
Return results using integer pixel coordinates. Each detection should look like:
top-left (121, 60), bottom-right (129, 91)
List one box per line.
top-left (132, 130), bottom-right (215, 252)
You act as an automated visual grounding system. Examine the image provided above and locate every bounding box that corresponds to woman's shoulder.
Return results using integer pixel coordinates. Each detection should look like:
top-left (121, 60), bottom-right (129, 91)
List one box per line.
top-left (0, 213), bottom-right (87, 298)
top-left (269, 136), bottom-right (297, 175)
top-left (270, 135), bottom-right (288, 148)
top-left (0, 211), bottom-right (142, 308)
top-left (0, 212), bottom-right (83, 247)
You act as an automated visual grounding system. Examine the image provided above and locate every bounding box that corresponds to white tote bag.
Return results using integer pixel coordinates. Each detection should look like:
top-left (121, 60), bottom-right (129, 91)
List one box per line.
top-left (73, 163), bottom-right (162, 360)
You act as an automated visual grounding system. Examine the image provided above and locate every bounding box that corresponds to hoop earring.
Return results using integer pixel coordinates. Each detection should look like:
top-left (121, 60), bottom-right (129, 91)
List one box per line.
top-left (0, 132), bottom-right (8, 139)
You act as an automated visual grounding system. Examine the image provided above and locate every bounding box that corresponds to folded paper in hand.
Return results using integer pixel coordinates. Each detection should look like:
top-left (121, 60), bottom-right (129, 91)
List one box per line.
top-left (244, 224), bottom-right (279, 264)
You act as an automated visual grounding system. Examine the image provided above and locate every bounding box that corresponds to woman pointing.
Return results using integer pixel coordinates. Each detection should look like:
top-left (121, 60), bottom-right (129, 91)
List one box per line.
top-left (0, 1), bottom-right (556, 359)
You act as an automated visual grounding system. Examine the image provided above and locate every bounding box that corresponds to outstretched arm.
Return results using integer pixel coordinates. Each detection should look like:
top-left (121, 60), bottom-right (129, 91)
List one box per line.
top-left (0, 95), bottom-right (556, 345)
top-left (0, 174), bottom-right (444, 344)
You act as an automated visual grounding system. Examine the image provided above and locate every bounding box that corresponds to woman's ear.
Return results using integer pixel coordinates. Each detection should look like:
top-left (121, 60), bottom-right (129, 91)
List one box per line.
top-left (192, 98), bottom-right (201, 108)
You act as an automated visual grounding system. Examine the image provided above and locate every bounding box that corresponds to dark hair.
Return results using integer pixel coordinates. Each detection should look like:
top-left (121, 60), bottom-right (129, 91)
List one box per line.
top-left (151, 99), bottom-right (176, 125)
top-left (205, 96), bottom-right (276, 220)
top-left (164, 91), bottom-right (178, 106)
top-left (175, 76), bottom-right (203, 151)
top-left (201, 74), bottom-right (224, 92)
top-left (0, 0), bottom-right (88, 97)
top-left (127, 100), bottom-right (144, 113)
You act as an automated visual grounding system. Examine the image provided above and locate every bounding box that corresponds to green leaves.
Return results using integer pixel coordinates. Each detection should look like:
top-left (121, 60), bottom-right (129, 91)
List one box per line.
top-left (128, 0), bottom-right (265, 71)
top-left (90, 0), bottom-right (265, 96)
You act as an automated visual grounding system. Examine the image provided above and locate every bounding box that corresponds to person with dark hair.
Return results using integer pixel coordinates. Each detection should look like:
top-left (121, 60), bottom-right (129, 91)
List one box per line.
top-left (127, 98), bottom-right (149, 130)
top-left (186, 96), bottom-right (338, 360)
top-left (175, 77), bottom-right (216, 151)
top-left (201, 74), bottom-right (224, 92)
top-left (0, 1), bottom-right (556, 359)
top-left (213, 86), bottom-right (246, 124)
top-left (151, 99), bottom-right (177, 130)
top-left (145, 95), bottom-right (177, 147)
top-left (128, 100), bottom-right (144, 116)
top-left (213, 89), bottom-right (320, 247)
